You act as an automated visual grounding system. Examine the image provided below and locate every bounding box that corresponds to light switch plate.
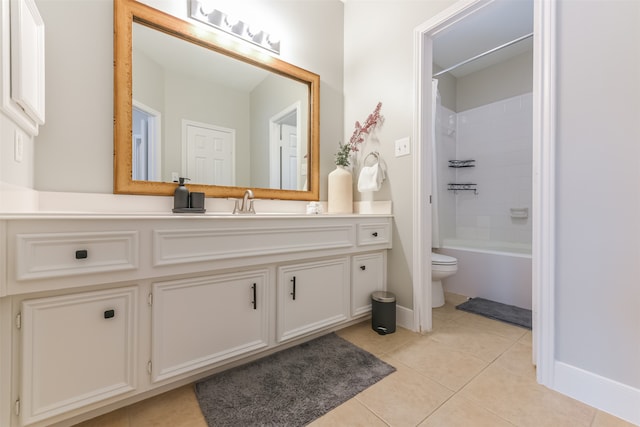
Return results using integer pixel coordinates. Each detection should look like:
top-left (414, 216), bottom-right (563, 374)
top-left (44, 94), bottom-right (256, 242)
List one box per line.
top-left (395, 137), bottom-right (410, 157)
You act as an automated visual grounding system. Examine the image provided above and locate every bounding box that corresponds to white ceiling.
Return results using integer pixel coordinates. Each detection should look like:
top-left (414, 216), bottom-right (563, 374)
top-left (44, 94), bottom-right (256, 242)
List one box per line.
top-left (432, 0), bottom-right (533, 78)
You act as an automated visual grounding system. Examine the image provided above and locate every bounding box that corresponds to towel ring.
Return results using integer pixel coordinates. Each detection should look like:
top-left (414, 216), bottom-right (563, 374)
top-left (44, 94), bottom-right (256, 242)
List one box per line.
top-left (363, 151), bottom-right (380, 166)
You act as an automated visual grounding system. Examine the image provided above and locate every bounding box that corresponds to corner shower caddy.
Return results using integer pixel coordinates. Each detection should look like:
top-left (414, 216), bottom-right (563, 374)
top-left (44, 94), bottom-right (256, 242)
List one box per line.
top-left (447, 183), bottom-right (478, 195)
top-left (447, 159), bottom-right (478, 194)
top-left (448, 159), bottom-right (475, 168)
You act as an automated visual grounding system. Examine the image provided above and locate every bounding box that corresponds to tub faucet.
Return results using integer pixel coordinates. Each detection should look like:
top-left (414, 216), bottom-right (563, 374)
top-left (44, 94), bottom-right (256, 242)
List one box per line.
top-left (233, 189), bottom-right (256, 214)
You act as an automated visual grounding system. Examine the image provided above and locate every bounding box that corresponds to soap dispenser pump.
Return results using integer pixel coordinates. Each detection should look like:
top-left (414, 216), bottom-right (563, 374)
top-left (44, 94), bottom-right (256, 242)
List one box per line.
top-left (173, 177), bottom-right (190, 211)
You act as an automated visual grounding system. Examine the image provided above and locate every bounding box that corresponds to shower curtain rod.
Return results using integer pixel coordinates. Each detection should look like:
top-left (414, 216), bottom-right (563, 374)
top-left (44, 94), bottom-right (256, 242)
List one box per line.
top-left (433, 32), bottom-right (533, 77)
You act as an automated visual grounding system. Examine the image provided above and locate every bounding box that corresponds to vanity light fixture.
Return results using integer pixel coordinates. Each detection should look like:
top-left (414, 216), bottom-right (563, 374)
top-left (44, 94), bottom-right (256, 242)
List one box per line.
top-left (189, 0), bottom-right (281, 54)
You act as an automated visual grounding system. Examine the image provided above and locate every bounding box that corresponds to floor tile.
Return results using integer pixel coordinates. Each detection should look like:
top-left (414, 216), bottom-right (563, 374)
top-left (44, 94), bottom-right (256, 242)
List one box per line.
top-left (73, 408), bottom-right (129, 427)
top-left (356, 356), bottom-right (453, 426)
top-left (389, 337), bottom-right (488, 391)
top-left (492, 341), bottom-right (536, 379)
top-left (444, 292), bottom-right (470, 306)
top-left (459, 364), bottom-right (596, 427)
top-left (454, 311), bottom-right (529, 341)
top-left (127, 385), bottom-right (207, 427)
top-left (336, 321), bottom-right (421, 357)
top-left (428, 322), bottom-right (515, 362)
top-left (418, 394), bottom-right (516, 427)
top-left (592, 410), bottom-right (638, 427)
top-left (308, 398), bottom-right (387, 427)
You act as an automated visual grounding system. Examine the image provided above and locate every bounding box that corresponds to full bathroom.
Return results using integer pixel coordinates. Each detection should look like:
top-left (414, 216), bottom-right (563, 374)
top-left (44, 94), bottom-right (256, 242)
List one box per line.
top-left (429, 0), bottom-right (534, 311)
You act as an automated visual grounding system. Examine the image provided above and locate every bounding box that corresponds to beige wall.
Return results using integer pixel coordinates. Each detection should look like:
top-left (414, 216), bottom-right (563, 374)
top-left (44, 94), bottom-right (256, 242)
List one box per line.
top-left (344, 0), bottom-right (457, 309)
top-left (555, 0), bottom-right (640, 391)
top-left (456, 49), bottom-right (533, 112)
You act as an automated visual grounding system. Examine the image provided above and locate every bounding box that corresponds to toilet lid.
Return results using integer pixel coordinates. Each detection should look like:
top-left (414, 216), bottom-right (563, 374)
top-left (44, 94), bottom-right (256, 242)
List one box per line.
top-left (432, 253), bottom-right (457, 265)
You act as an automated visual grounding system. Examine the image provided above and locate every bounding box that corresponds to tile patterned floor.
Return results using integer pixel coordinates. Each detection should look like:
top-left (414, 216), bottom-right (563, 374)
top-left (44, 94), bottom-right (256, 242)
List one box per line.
top-left (75, 293), bottom-right (635, 427)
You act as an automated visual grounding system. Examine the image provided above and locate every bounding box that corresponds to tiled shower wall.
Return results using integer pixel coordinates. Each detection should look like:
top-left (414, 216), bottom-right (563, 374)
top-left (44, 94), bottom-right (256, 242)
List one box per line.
top-left (436, 93), bottom-right (533, 245)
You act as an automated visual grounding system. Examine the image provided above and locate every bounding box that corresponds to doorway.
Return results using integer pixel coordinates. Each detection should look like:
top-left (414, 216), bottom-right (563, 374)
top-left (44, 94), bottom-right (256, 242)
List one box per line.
top-left (132, 100), bottom-right (161, 181)
top-left (270, 102), bottom-right (302, 190)
top-left (182, 120), bottom-right (235, 186)
top-left (412, 0), bottom-right (556, 387)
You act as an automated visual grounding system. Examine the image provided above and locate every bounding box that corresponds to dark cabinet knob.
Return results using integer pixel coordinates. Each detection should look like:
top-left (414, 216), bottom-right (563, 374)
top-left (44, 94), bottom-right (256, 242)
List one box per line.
top-left (360, 265), bottom-right (366, 271)
top-left (372, 232), bottom-right (378, 237)
top-left (75, 250), bottom-right (88, 259)
top-left (104, 309), bottom-right (115, 319)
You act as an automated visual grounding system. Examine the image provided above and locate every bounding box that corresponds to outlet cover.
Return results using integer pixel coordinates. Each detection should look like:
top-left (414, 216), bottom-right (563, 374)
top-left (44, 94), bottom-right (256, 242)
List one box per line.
top-left (395, 137), bottom-right (410, 157)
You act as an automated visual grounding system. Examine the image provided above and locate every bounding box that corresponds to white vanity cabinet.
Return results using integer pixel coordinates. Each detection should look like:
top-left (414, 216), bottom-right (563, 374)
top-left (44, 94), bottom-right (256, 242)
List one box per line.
top-left (351, 252), bottom-right (386, 317)
top-left (0, 214), bottom-right (392, 427)
top-left (277, 257), bottom-right (350, 343)
top-left (19, 287), bottom-right (137, 426)
top-left (150, 269), bottom-right (270, 383)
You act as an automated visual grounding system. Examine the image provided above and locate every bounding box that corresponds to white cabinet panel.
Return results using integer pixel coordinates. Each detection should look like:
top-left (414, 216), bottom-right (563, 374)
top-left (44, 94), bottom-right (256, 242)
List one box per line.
top-left (151, 269), bottom-right (270, 382)
top-left (15, 231), bottom-right (138, 281)
top-left (277, 258), bottom-right (349, 343)
top-left (153, 224), bottom-right (354, 266)
top-left (351, 252), bottom-right (386, 317)
top-left (20, 287), bottom-right (137, 426)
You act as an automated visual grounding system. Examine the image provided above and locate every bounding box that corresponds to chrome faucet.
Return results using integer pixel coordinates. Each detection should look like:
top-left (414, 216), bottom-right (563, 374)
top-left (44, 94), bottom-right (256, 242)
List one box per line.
top-left (233, 189), bottom-right (256, 214)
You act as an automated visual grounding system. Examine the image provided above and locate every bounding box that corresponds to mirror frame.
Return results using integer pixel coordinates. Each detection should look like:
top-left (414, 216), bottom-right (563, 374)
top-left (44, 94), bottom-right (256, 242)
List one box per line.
top-left (114, 0), bottom-right (320, 200)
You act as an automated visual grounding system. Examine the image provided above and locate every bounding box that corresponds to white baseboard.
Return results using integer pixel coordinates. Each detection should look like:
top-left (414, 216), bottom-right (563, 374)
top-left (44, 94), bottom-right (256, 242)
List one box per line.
top-left (396, 305), bottom-right (415, 331)
top-left (554, 361), bottom-right (640, 426)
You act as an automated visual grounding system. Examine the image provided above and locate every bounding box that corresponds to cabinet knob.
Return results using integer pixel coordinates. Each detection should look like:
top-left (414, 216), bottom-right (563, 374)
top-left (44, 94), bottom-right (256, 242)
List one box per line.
top-left (75, 249), bottom-right (88, 259)
top-left (103, 309), bottom-right (115, 319)
top-left (360, 265), bottom-right (366, 271)
top-left (290, 276), bottom-right (296, 300)
top-left (371, 232), bottom-right (378, 237)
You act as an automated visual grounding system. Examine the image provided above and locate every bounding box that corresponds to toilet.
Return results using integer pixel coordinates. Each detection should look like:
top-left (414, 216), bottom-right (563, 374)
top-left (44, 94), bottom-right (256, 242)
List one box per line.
top-left (431, 252), bottom-right (458, 308)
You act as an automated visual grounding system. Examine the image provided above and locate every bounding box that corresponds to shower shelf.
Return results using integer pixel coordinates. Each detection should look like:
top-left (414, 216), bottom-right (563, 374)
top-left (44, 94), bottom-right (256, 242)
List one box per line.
top-left (448, 183), bottom-right (478, 195)
top-left (448, 159), bottom-right (475, 168)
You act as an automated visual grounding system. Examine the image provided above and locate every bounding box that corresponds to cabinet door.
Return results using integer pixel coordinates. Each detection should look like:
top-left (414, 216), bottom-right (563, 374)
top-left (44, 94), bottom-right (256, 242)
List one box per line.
top-left (151, 269), bottom-right (269, 383)
top-left (20, 287), bottom-right (137, 426)
top-left (351, 252), bottom-right (386, 317)
top-left (277, 258), bottom-right (349, 343)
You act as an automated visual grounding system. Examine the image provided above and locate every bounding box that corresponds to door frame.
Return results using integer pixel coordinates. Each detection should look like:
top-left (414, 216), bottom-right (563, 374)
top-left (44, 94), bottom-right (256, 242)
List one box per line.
top-left (132, 99), bottom-right (162, 181)
top-left (269, 102), bottom-right (302, 190)
top-left (412, 0), bottom-right (556, 387)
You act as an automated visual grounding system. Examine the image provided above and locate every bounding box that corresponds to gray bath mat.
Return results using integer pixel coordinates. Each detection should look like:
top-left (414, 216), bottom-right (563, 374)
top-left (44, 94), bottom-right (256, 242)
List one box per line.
top-left (456, 297), bottom-right (532, 329)
top-left (194, 333), bottom-right (396, 426)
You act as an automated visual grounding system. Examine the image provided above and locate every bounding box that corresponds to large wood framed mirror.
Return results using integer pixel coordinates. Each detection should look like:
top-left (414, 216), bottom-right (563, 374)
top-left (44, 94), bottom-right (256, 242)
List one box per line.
top-left (114, 0), bottom-right (320, 200)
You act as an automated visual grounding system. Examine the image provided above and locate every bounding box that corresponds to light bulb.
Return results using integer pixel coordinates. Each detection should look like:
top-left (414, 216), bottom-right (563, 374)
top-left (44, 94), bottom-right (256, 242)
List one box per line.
top-left (198, 0), bottom-right (215, 16)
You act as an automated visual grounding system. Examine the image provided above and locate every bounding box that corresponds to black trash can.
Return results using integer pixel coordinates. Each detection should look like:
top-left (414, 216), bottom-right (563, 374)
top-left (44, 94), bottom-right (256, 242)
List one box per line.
top-left (371, 291), bottom-right (396, 335)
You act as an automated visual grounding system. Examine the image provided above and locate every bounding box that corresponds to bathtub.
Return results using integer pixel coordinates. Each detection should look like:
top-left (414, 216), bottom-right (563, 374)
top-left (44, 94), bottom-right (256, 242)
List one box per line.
top-left (437, 238), bottom-right (532, 310)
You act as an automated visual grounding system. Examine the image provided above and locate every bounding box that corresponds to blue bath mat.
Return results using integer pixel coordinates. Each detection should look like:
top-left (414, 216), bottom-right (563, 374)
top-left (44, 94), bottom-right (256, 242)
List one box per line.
top-left (456, 298), bottom-right (532, 329)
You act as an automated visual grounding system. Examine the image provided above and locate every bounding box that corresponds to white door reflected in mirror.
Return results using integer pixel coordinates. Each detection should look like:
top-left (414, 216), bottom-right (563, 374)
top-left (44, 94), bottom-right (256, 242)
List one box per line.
top-left (183, 121), bottom-right (235, 186)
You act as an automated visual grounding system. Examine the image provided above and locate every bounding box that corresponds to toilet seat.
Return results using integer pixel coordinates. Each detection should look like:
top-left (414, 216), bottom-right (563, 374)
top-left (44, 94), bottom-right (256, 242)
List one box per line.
top-left (432, 253), bottom-right (457, 265)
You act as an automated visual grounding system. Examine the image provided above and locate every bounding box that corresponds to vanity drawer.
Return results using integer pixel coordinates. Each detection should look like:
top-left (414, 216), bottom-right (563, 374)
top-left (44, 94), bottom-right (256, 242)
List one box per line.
top-left (15, 231), bottom-right (139, 281)
top-left (357, 222), bottom-right (391, 247)
top-left (153, 224), bottom-right (354, 266)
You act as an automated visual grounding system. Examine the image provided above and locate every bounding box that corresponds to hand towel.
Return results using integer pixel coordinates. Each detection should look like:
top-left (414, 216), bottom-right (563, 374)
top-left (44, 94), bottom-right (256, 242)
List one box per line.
top-left (358, 161), bottom-right (385, 192)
